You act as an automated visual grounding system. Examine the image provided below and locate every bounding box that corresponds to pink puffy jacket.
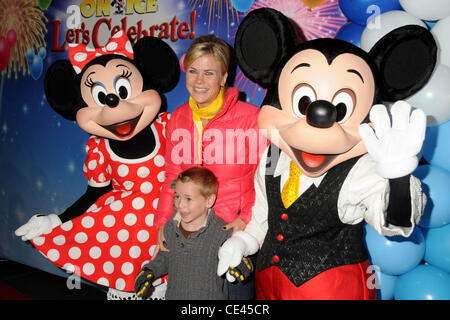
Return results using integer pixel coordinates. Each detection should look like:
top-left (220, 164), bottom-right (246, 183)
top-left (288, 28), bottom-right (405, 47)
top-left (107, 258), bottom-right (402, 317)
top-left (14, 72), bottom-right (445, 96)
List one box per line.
top-left (155, 87), bottom-right (268, 227)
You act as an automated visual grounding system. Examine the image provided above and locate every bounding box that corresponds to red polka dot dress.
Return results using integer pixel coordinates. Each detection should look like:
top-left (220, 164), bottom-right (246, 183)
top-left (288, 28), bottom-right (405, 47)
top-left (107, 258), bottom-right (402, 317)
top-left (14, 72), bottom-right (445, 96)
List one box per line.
top-left (32, 113), bottom-right (169, 292)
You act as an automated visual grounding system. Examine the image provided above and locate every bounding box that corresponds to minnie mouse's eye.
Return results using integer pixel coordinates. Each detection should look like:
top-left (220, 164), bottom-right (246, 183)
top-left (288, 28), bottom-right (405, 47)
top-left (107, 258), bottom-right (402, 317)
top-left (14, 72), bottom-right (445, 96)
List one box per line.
top-left (115, 78), bottom-right (132, 100)
top-left (92, 84), bottom-right (107, 107)
top-left (292, 84), bottom-right (316, 118)
top-left (332, 89), bottom-right (355, 123)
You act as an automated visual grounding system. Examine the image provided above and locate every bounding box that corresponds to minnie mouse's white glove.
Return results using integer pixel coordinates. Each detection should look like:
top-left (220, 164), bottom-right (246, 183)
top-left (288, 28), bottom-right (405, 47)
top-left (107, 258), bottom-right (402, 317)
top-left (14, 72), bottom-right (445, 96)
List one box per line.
top-left (15, 214), bottom-right (62, 241)
top-left (359, 101), bottom-right (426, 179)
top-left (217, 231), bottom-right (259, 282)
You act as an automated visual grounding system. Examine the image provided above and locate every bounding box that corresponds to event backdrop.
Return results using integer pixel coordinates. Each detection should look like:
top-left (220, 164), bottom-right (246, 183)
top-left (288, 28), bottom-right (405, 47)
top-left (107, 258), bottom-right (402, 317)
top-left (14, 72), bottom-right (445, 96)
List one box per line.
top-left (1, 0), bottom-right (449, 299)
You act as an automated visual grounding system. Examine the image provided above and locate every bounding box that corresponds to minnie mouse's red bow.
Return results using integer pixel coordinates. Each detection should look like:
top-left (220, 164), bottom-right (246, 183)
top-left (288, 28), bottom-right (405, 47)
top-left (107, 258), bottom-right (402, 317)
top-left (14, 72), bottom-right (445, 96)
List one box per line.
top-left (68, 30), bottom-right (134, 74)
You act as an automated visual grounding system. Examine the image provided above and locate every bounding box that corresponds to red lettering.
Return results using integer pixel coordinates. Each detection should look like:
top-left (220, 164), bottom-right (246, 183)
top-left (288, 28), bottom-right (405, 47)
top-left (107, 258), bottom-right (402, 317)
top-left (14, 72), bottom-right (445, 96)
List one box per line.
top-left (158, 22), bottom-right (170, 39)
top-left (190, 10), bottom-right (196, 39)
top-left (92, 18), bottom-right (111, 48)
top-left (178, 22), bottom-right (190, 39)
top-left (51, 20), bottom-right (66, 52)
top-left (170, 16), bottom-right (179, 41)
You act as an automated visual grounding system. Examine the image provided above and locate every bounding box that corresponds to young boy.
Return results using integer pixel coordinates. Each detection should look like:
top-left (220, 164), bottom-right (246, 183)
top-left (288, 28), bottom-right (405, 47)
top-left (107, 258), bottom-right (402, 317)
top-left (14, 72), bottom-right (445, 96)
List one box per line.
top-left (134, 167), bottom-right (252, 300)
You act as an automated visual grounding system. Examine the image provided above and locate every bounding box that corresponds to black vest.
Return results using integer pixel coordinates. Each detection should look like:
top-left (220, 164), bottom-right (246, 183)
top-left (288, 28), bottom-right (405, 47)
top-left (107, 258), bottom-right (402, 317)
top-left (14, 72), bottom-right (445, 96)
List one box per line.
top-left (257, 144), bottom-right (368, 287)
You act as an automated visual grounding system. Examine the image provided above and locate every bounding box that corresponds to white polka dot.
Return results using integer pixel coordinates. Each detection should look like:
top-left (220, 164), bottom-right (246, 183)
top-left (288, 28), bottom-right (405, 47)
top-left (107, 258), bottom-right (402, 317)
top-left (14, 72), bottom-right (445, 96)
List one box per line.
top-left (157, 171), bottom-right (165, 182)
top-left (97, 278), bottom-right (109, 287)
top-left (117, 229), bottom-right (129, 242)
top-left (33, 237), bottom-right (45, 246)
top-left (81, 216), bottom-right (95, 229)
top-left (145, 214), bottom-right (154, 226)
top-left (104, 196), bottom-right (115, 205)
top-left (121, 262), bottom-right (134, 275)
top-left (96, 231), bottom-right (109, 243)
top-left (132, 197), bottom-right (145, 210)
top-left (62, 263), bottom-right (76, 273)
top-left (83, 262), bottom-right (95, 275)
top-left (121, 191), bottom-right (132, 198)
top-left (117, 164), bottom-right (129, 177)
top-left (129, 246), bottom-right (141, 259)
top-left (83, 164), bottom-right (87, 173)
top-left (86, 204), bottom-right (98, 213)
top-left (75, 232), bottom-right (88, 244)
top-left (113, 30), bottom-right (124, 38)
top-left (107, 165), bottom-right (112, 174)
top-left (149, 245), bottom-right (157, 257)
top-left (141, 260), bottom-right (150, 269)
top-left (137, 230), bottom-right (150, 242)
top-left (88, 160), bottom-right (97, 170)
top-left (110, 245), bottom-right (122, 258)
top-left (154, 155), bottom-right (165, 167)
top-left (137, 166), bottom-right (150, 178)
top-left (140, 181), bottom-right (153, 194)
top-left (153, 198), bottom-right (159, 210)
top-left (125, 41), bottom-right (133, 54)
top-left (103, 261), bottom-right (114, 274)
top-left (74, 52), bottom-right (87, 62)
top-left (98, 173), bottom-right (106, 182)
top-left (123, 181), bottom-right (134, 190)
top-left (124, 213), bottom-right (137, 226)
top-left (73, 66), bottom-right (82, 74)
top-left (89, 246), bottom-right (102, 259)
top-left (110, 200), bottom-right (123, 212)
top-left (47, 249), bottom-right (60, 262)
top-left (53, 235), bottom-right (66, 246)
top-left (61, 221), bottom-right (73, 231)
top-left (115, 278), bottom-right (126, 291)
top-left (68, 247), bottom-right (81, 259)
top-left (103, 215), bottom-right (116, 227)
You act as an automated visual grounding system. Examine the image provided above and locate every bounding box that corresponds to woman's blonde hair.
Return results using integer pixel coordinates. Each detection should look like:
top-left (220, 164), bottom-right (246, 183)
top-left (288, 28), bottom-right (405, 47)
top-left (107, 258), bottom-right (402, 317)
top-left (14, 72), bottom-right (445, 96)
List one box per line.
top-left (183, 35), bottom-right (231, 74)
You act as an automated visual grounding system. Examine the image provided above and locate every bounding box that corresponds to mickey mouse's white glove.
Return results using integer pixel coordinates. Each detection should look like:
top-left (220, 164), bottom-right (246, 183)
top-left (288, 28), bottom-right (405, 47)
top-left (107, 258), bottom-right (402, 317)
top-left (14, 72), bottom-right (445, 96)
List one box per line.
top-left (15, 214), bottom-right (62, 241)
top-left (217, 231), bottom-right (259, 282)
top-left (358, 101), bottom-right (426, 179)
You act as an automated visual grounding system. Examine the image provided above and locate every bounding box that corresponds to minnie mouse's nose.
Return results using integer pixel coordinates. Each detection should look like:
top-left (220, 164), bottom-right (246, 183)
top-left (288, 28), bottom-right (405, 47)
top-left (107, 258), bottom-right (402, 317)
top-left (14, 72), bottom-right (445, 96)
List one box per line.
top-left (306, 100), bottom-right (337, 128)
top-left (105, 94), bottom-right (120, 108)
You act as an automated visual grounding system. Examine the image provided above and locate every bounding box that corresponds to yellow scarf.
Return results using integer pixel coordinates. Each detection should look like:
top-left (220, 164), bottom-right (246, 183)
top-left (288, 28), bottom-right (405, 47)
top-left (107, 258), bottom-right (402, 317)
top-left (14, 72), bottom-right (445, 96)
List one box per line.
top-left (189, 87), bottom-right (225, 162)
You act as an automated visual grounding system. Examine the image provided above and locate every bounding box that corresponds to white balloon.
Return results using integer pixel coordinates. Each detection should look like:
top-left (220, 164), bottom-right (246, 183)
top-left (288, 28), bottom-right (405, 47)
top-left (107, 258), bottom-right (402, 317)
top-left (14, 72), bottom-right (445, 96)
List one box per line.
top-left (431, 16), bottom-right (450, 67)
top-left (361, 10), bottom-right (426, 52)
top-left (400, 0), bottom-right (450, 21)
top-left (406, 64), bottom-right (450, 126)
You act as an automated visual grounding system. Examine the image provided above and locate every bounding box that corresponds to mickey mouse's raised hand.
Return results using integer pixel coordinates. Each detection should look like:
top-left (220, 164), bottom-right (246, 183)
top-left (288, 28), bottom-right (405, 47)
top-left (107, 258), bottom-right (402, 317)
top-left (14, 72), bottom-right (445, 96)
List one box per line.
top-left (359, 101), bottom-right (426, 179)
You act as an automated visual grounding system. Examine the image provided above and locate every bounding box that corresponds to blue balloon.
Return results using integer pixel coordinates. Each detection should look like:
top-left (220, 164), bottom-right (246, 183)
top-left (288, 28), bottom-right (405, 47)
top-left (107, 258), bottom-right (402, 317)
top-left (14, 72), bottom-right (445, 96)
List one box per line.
top-left (374, 270), bottom-right (397, 300)
top-left (25, 48), bottom-right (34, 62)
top-left (395, 264), bottom-right (450, 300)
top-left (30, 55), bottom-right (43, 80)
top-left (422, 120), bottom-right (450, 172)
top-left (230, 0), bottom-right (254, 12)
top-left (413, 165), bottom-right (450, 228)
top-left (339, 0), bottom-right (401, 25)
top-left (335, 22), bottom-right (365, 47)
top-left (364, 224), bottom-right (425, 276)
top-left (38, 46), bottom-right (47, 59)
top-left (424, 224), bottom-right (450, 272)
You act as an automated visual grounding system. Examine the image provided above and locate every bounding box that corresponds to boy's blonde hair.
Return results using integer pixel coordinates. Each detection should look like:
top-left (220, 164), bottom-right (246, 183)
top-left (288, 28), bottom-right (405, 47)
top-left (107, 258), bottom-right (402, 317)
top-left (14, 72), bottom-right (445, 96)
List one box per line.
top-left (173, 166), bottom-right (219, 199)
top-left (183, 35), bottom-right (231, 75)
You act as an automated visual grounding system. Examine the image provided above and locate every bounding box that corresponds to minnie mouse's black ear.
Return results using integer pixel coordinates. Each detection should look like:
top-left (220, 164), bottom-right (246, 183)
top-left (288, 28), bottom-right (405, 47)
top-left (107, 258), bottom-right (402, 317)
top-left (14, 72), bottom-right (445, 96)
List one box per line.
top-left (369, 25), bottom-right (437, 102)
top-left (44, 60), bottom-right (84, 121)
top-left (235, 8), bottom-right (297, 88)
top-left (133, 36), bottom-right (180, 93)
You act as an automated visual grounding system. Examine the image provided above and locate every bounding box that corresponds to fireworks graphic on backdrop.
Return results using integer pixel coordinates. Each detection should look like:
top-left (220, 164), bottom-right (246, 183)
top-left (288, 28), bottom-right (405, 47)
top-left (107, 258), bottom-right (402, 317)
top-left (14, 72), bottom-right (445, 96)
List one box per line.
top-left (0, 0), bottom-right (47, 79)
top-left (187, 0), bottom-right (241, 39)
top-left (233, 0), bottom-right (347, 106)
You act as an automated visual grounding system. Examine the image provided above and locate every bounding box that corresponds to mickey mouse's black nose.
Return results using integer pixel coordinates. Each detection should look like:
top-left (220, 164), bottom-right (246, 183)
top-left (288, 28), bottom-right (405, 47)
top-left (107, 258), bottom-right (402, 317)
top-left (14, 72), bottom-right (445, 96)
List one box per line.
top-left (105, 94), bottom-right (119, 108)
top-left (306, 100), bottom-right (337, 128)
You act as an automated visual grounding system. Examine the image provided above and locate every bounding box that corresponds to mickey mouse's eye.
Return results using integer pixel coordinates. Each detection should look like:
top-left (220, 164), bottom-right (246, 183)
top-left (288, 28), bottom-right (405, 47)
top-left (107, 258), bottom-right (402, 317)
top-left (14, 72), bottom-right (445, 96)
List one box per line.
top-left (292, 84), bottom-right (316, 118)
top-left (332, 89), bottom-right (355, 123)
top-left (92, 84), bottom-right (107, 107)
top-left (115, 78), bottom-right (132, 100)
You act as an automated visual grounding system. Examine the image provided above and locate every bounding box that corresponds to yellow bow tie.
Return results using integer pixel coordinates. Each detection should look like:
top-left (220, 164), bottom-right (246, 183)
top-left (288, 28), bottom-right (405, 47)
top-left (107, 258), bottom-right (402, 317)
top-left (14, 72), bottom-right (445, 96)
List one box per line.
top-left (281, 161), bottom-right (302, 208)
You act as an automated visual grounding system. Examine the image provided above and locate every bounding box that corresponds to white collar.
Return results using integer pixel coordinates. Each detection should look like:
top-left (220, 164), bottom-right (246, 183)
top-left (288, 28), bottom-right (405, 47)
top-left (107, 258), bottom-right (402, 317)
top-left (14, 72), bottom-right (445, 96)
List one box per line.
top-left (273, 150), bottom-right (326, 187)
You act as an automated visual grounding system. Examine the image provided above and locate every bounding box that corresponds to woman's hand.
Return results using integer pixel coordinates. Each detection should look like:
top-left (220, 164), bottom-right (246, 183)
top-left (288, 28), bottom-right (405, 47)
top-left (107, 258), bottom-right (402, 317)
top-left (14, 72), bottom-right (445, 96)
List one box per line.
top-left (152, 224), bottom-right (169, 260)
top-left (223, 217), bottom-right (246, 235)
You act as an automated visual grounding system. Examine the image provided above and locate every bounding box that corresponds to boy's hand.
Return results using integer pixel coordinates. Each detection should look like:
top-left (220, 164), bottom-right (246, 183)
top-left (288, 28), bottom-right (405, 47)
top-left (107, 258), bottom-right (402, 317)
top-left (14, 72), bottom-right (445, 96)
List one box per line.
top-left (134, 268), bottom-right (155, 298)
top-left (227, 256), bottom-right (253, 283)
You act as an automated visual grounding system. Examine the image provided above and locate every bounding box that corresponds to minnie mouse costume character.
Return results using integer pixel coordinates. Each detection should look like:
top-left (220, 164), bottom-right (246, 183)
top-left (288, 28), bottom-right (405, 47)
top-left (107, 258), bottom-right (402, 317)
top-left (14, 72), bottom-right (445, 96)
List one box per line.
top-left (217, 8), bottom-right (435, 299)
top-left (15, 31), bottom-right (180, 299)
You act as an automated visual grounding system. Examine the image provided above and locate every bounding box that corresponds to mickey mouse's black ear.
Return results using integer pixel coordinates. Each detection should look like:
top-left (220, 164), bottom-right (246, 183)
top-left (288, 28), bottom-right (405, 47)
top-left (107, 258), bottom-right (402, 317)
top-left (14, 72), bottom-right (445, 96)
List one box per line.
top-left (235, 8), bottom-right (297, 88)
top-left (369, 25), bottom-right (437, 102)
top-left (44, 60), bottom-right (84, 121)
top-left (133, 36), bottom-right (180, 93)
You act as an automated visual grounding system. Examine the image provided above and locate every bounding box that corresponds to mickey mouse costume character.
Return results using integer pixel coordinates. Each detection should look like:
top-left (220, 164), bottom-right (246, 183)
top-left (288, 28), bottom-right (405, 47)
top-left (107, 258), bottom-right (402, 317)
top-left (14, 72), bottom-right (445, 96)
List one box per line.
top-left (15, 31), bottom-right (180, 299)
top-left (217, 8), bottom-right (435, 300)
